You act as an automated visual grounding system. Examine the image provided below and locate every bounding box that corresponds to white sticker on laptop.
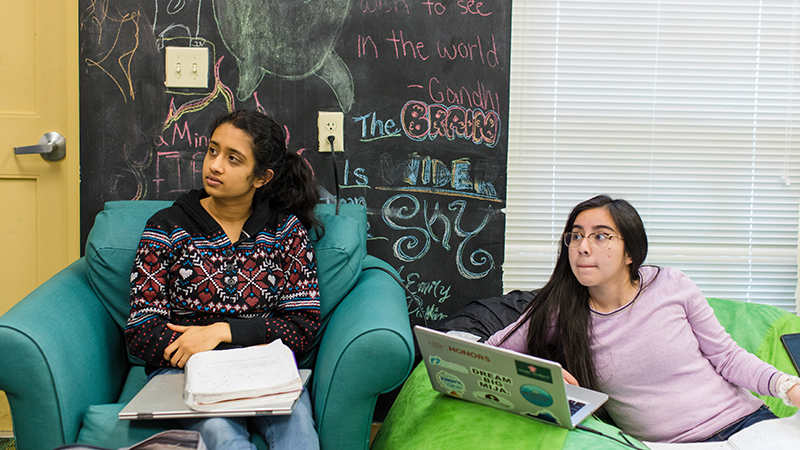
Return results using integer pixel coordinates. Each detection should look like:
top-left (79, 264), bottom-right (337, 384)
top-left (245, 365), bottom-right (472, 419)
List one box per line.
top-left (427, 355), bottom-right (468, 373)
top-left (445, 330), bottom-right (482, 342)
top-left (473, 391), bottom-right (514, 410)
top-left (473, 367), bottom-right (513, 396)
top-left (436, 370), bottom-right (466, 397)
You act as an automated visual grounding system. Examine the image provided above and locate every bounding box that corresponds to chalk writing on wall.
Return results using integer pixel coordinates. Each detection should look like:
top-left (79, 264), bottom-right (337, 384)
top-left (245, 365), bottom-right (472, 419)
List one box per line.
top-left (80, 0), bottom-right (511, 326)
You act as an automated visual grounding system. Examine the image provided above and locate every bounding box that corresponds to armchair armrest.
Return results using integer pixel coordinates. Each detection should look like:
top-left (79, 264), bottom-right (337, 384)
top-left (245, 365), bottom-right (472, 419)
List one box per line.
top-left (312, 255), bottom-right (414, 450)
top-left (0, 259), bottom-right (130, 450)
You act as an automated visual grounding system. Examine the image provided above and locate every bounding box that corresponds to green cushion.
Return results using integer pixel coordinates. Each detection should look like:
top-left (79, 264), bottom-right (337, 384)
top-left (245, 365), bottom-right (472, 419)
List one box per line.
top-left (372, 364), bottom-right (569, 450)
top-left (373, 299), bottom-right (800, 450)
top-left (707, 297), bottom-right (788, 354)
top-left (708, 297), bottom-right (800, 418)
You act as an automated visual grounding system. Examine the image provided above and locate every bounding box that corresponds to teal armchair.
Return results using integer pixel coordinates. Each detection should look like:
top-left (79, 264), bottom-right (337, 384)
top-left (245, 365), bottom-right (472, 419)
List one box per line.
top-left (0, 201), bottom-right (414, 450)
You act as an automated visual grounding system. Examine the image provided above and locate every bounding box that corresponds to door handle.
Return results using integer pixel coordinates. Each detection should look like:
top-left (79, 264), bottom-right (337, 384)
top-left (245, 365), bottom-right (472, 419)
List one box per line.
top-left (14, 132), bottom-right (66, 161)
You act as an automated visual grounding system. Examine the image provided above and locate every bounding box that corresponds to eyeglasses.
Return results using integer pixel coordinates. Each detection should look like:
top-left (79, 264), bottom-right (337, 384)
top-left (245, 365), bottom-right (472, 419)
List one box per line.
top-left (563, 231), bottom-right (623, 248)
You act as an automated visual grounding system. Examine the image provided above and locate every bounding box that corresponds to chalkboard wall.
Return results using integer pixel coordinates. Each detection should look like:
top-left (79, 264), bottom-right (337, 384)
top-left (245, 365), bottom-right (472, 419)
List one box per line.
top-left (79, 0), bottom-right (511, 327)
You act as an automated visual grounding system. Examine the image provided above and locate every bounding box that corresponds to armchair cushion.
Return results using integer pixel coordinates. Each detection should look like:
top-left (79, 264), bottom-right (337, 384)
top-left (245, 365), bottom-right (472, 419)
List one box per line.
top-left (84, 201), bottom-right (172, 367)
top-left (79, 402), bottom-right (179, 449)
top-left (84, 201), bottom-right (172, 331)
top-left (309, 204), bottom-right (368, 319)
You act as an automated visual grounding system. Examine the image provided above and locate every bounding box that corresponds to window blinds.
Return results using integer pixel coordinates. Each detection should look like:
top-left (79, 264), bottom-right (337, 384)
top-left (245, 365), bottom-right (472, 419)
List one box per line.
top-left (505, 0), bottom-right (800, 311)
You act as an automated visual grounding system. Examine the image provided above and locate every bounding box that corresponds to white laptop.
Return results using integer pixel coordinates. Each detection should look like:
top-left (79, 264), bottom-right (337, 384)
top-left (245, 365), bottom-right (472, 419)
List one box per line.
top-left (415, 326), bottom-right (608, 429)
top-left (119, 369), bottom-right (311, 420)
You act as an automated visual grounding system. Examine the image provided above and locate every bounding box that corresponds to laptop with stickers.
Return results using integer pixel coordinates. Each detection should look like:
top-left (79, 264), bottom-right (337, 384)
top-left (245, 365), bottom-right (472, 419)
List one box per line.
top-left (414, 326), bottom-right (608, 429)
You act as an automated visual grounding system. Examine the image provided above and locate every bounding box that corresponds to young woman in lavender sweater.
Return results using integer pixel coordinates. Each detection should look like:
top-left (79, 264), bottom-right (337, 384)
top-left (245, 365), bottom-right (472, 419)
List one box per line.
top-left (487, 195), bottom-right (800, 443)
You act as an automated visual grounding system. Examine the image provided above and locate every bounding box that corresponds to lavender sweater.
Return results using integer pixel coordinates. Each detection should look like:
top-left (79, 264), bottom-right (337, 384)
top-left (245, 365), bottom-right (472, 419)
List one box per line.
top-left (487, 266), bottom-right (781, 443)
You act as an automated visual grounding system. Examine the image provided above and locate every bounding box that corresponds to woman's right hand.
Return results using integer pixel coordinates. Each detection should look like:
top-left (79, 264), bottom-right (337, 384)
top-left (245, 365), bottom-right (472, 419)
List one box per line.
top-left (563, 369), bottom-right (580, 386)
top-left (163, 322), bottom-right (232, 368)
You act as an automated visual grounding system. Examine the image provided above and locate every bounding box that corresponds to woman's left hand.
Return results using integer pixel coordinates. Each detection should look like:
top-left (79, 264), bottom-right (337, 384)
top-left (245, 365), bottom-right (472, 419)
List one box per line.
top-left (563, 368), bottom-right (580, 386)
top-left (163, 322), bottom-right (232, 368)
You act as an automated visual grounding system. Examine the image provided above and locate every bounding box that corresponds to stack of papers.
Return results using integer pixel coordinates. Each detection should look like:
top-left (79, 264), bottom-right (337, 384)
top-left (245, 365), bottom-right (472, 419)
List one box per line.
top-left (183, 339), bottom-right (303, 412)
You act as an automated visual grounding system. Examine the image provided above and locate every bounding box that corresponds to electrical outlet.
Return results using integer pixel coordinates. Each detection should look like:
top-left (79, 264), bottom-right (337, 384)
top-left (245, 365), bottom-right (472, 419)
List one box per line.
top-left (165, 46), bottom-right (209, 88)
top-left (318, 111), bottom-right (344, 152)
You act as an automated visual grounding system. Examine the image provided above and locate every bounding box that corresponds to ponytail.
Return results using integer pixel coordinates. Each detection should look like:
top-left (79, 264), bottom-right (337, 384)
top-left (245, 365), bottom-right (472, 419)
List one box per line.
top-left (260, 151), bottom-right (323, 235)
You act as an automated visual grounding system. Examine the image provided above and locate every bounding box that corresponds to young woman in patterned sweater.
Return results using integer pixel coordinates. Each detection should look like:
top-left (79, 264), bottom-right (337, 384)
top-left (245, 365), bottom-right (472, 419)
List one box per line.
top-left (125, 110), bottom-right (322, 450)
top-left (487, 195), bottom-right (800, 443)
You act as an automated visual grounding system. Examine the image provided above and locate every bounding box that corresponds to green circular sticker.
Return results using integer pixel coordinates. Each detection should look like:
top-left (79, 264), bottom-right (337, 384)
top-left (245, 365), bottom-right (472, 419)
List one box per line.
top-left (519, 384), bottom-right (554, 407)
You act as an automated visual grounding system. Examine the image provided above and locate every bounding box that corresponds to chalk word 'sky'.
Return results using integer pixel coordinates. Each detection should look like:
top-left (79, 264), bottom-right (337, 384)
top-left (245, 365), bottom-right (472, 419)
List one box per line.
top-left (382, 194), bottom-right (495, 279)
top-left (401, 100), bottom-right (500, 148)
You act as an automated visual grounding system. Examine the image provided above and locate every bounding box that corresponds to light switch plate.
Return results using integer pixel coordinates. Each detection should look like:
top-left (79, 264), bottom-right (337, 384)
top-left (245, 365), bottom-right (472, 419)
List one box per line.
top-left (165, 46), bottom-right (209, 88)
top-left (318, 111), bottom-right (344, 152)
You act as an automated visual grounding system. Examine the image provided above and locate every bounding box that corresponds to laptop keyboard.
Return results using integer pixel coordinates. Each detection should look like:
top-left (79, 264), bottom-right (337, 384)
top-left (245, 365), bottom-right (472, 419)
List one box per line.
top-left (568, 399), bottom-right (586, 416)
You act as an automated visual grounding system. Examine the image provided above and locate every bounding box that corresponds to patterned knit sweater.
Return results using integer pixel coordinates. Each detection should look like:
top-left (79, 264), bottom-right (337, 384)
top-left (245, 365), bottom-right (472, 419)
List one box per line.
top-left (124, 189), bottom-right (320, 373)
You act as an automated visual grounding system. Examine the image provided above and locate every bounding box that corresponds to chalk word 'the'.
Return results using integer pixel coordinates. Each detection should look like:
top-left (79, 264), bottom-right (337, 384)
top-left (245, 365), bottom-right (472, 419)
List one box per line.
top-left (401, 100), bottom-right (501, 148)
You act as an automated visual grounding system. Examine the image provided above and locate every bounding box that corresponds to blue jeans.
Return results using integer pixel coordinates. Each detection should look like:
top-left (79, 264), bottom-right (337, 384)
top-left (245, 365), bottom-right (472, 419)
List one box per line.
top-left (704, 405), bottom-right (778, 442)
top-left (149, 368), bottom-right (319, 450)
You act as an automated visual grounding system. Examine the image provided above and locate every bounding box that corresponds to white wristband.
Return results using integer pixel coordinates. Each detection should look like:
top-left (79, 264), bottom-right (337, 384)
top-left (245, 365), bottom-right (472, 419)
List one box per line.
top-left (777, 375), bottom-right (800, 406)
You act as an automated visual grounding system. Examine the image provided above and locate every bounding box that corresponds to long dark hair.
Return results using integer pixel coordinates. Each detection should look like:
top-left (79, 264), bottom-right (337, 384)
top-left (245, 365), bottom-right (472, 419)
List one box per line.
top-left (208, 110), bottom-right (322, 233)
top-left (515, 195), bottom-right (648, 392)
